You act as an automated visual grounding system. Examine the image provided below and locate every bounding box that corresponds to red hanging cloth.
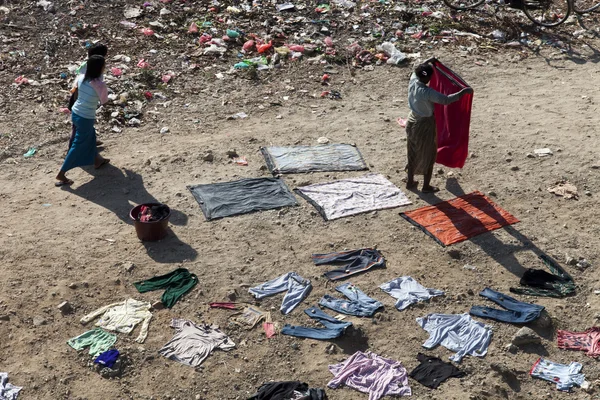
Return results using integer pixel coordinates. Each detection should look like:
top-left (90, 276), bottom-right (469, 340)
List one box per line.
top-left (428, 60), bottom-right (473, 169)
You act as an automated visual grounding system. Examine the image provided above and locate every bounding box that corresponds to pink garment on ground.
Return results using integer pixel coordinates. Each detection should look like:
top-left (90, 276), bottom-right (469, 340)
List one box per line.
top-left (263, 322), bottom-right (276, 338)
top-left (328, 351), bottom-right (411, 400)
top-left (429, 60), bottom-right (473, 169)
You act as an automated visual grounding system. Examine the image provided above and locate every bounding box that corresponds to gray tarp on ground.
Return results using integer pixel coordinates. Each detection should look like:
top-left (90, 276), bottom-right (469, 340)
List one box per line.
top-left (295, 173), bottom-right (412, 221)
top-left (261, 144), bottom-right (368, 174)
top-left (188, 177), bottom-right (298, 220)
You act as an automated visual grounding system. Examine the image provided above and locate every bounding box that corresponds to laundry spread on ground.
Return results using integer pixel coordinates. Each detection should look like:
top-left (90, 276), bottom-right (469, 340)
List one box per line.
top-left (557, 328), bottom-right (600, 358)
top-left (80, 299), bottom-right (152, 343)
top-left (429, 59), bottom-right (473, 169)
top-left (417, 313), bottom-right (492, 363)
top-left (0, 372), bottom-right (22, 400)
top-left (248, 381), bottom-right (327, 400)
top-left (401, 191), bottom-right (519, 246)
top-left (94, 349), bottom-right (120, 369)
top-left (328, 351), bottom-right (412, 400)
top-left (409, 353), bottom-right (465, 389)
top-left (281, 306), bottom-right (352, 340)
top-left (261, 144), bottom-right (368, 174)
top-left (159, 319), bottom-right (235, 367)
top-left (230, 306), bottom-right (268, 329)
top-left (312, 248), bottom-right (385, 281)
top-left (530, 358), bottom-right (585, 391)
top-left (136, 204), bottom-right (170, 222)
top-left (470, 287), bottom-right (544, 324)
top-left (319, 282), bottom-right (383, 317)
top-left (380, 277), bottom-right (444, 310)
top-left (134, 268), bottom-right (198, 309)
top-left (67, 328), bottom-right (117, 357)
top-left (249, 272), bottom-right (312, 315)
top-left (295, 173), bottom-right (411, 221)
top-left (188, 177), bottom-right (297, 220)
top-left (510, 254), bottom-right (576, 298)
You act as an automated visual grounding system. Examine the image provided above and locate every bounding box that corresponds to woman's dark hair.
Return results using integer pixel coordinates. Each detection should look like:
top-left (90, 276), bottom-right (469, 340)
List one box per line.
top-left (84, 55), bottom-right (105, 82)
top-left (415, 63), bottom-right (434, 83)
top-left (88, 43), bottom-right (108, 57)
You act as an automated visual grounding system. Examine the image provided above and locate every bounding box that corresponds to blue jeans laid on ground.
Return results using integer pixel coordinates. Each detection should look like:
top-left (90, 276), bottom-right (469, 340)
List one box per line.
top-left (469, 287), bottom-right (544, 323)
top-left (249, 272), bottom-right (312, 315)
top-left (312, 248), bottom-right (385, 281)
top-left (281, 307), bottom-right (352, 340)
top-left (319, 283), bottom-right (383, 317)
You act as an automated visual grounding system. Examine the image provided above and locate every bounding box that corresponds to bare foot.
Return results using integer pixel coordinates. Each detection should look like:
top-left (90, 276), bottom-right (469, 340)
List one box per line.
top-left (55, 179), bottom-right (74, 187)
top-left (94, 158), bottom-right (110, 169)
top-left (422, 185), bottom-right (440, 193)
top-left (406, 180), bottom-right (419, 190)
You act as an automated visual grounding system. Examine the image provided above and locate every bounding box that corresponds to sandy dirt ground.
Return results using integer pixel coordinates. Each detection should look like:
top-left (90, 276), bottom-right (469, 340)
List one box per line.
top-left (2, 2), bottom-right (600, 400)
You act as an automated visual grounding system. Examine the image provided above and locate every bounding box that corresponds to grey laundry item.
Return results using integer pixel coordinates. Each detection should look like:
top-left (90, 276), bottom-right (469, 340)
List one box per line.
top-left (249, 272), bottom-right (312, 315)
top-left (416, 313), bottom-right (492, 363)
top-left (530, 357), bottom-right (586, 391)
top-left (159, 319), bottom-right (235, 367)
top-left (261, 144), bottom-right (367, 174)
top-left (0, 373), bottom-right (21, 400)
top-left (188, 177), bottom-right (297, 220)
top-left (380, 277), bottom-right (444, 310)
top-left (295, 174), bottom-right (412, 221)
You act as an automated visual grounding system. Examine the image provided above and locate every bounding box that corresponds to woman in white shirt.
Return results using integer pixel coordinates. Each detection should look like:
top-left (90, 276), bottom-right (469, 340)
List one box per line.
top-left (56, 55), bottom-right (110, 186)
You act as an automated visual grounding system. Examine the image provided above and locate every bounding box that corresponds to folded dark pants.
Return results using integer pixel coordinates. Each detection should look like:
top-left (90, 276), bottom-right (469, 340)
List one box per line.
top-left (470, 287), bottom-right (544, 323)
top-left (281, 307), bottom-right (351, 340)
top-left (312, 248), bottom-right (385, 281)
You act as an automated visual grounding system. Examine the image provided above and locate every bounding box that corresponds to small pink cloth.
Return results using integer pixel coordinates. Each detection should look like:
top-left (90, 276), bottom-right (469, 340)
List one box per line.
top-left (328, 351), bottom-right (411, 400)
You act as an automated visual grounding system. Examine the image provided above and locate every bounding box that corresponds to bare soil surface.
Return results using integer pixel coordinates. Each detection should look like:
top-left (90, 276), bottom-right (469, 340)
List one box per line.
top-left (1, 1), bottom-right (600, 399)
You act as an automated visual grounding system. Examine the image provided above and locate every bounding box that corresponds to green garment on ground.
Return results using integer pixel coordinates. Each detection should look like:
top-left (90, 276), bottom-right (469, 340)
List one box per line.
top-left (133, 268), bottom-right (198, 308)
top-left (67, 328), bottom-right (117, 357)
top-left (510, 254), bottom-right (576, 298)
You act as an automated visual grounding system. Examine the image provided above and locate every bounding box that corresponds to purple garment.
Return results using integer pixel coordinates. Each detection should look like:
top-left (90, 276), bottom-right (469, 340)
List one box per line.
top-left (328, 351), bottom-right (411, 400)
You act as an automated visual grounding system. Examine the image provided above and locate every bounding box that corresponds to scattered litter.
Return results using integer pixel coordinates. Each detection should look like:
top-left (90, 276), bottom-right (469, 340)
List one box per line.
top-left (124, 7), bottom-right (143, 19)
top-left (548, 181), bottom-right (578, 200)
top-left (317, 137), bottom-right (330, 144)
top-left (233, 157), bottom-right (248, 166)
top-left (229, 112), bottom-right (248, 120)
top-left (397, 117), bottom-right (407, 128)
top-left (23, 147), bottom-right (36, 158)
top-left (534, 148), bottom-right (553, 157)
top-left (159, 127), bottom-right (169, 134)
top-left (0, 372), bottom-right (23, 400)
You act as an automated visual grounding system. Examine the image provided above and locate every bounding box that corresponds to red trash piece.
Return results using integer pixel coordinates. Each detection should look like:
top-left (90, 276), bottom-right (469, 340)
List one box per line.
top-left (429, 60), bottom-right (473, 169)
top-left (199, 33), bottom-right (212, 43)
top-left (288, 44), bottom-right (304, 53)
top-left (209, 302), bottom-right (239, 310)
top-left (140, 27), bottom-right (154, 36)
top-left (144, 91), bottom-right (153, 100)
top-left (111, 67), bottom-right (122, 77)
top-left (257, 41), bottom-right (272, 53)
top-left (188, 22), bottom-right (198, 33)
top-left (242, 40), bottom-right (255, 51)
top-left (324, 36), bottom-right (334, 47)
top-left (137, 59), bottom-right (150, 68)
